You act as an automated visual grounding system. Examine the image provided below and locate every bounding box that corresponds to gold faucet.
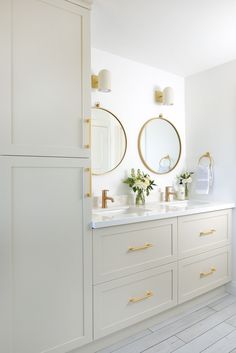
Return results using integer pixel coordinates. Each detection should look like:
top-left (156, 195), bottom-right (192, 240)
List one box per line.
top-left (165, 186), bottom-right (176, 202)
top-left (102, 190), bottom-right (114, 208)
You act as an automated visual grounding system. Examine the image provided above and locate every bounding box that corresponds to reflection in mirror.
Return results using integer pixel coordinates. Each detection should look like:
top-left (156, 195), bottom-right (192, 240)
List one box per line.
top-left (138, 116), bottom-right (181, 174)
top-left (91, 105), bottom-right (127, 175)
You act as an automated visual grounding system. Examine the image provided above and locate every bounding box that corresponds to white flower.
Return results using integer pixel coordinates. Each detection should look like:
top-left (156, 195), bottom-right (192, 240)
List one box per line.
top-left (144, 178), bottom-right (150, 186)
top-left (134, 180), bottom-right (147, 190)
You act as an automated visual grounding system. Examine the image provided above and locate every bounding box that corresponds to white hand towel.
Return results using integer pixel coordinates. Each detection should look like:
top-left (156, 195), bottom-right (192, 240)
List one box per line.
top-left (195, 164), bottom-right (213, 195)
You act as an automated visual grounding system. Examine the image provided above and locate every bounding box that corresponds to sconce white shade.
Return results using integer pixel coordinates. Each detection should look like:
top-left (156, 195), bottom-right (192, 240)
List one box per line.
top-left (98, 69), bottom-right (111, 92)
top-left (91, 69), bottom-right (111, 92)
top-left (163, 87), bottom-right (174, 105)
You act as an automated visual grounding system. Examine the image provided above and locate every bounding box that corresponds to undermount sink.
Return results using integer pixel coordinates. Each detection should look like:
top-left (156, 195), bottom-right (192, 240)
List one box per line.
top-left (92, 200), bottom-right (210, 219)
top-left (159, 200), bottom-right (209, 207)
top-left (93, 206), bottom-right (153, 218)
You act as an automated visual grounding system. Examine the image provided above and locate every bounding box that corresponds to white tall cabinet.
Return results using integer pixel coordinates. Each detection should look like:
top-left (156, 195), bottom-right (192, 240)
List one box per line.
top-left (0, 1), bottom-right (92, 353)
top-left (0, 0), bottom-right (91, 158)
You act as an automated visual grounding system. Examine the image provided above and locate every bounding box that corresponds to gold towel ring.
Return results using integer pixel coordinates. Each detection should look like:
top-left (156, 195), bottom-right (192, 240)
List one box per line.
top-left (159, 154), bottom-right (171, 167)
top-left (198, 152), bottom-right (213, 167)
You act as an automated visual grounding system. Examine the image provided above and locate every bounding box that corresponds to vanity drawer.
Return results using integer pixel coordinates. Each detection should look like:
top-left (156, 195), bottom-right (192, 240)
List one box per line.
top-left (178, 246), bottom-right (231, 303)
top-left (94, 263), bottom-right (177, 339)
top-left (178, 210), bottom-right (231, 258)
top-left (93, 218), bottom-right (177, 284)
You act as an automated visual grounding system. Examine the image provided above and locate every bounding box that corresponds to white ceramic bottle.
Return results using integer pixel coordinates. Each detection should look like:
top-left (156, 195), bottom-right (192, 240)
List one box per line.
top-left (177, 182), bottom-right (185, 200)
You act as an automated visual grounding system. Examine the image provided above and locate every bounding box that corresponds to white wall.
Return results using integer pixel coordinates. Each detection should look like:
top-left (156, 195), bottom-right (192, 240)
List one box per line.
top-left (185, 59), bottom-right (236, 285)
top-left (91, 48), bottom-right (185, 198)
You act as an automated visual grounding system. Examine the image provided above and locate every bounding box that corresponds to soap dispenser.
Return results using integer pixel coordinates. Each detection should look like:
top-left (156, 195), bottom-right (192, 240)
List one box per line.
top-left (177, 181), bottom-right (185, 200)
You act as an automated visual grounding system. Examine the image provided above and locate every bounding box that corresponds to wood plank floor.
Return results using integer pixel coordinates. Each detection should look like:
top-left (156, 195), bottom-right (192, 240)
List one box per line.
top-left (96, 294), bottom-right (236, 353)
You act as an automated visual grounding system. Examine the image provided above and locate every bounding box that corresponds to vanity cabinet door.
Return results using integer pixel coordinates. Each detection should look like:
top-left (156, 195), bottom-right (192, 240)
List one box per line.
top-left (178, 247), bottom-right (231, 304)
top-left (178, 210), bottom-right (231, 258)
top-left (93, 218), bottom-right (177, 284)
top-left (94, 263), bottom-right (177, 339)
top-left (0, 0), bottom-right (90, 158)
top-left (0, 157), bottom-right (92, 353)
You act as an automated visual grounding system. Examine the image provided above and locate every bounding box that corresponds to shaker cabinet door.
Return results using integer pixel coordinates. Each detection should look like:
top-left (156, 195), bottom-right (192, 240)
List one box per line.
top-left (0, 0), bottom-right (90, 157)
top-left (0, 157), bottom-right (92, 353)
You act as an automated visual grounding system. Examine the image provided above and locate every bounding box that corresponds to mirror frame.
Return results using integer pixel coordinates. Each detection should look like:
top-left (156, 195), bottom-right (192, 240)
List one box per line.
top-left (91, 104), bottom-right (128, 175)
top-left (138, 115), bottom-right (182, 175)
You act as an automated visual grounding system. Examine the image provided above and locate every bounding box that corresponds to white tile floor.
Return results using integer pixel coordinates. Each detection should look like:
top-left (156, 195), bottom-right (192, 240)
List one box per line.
top-left (97, 294), bottom-right (236, 353)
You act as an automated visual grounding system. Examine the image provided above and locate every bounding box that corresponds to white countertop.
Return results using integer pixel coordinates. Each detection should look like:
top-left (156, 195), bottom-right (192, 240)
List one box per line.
top-left (92, 200), bottom-right (235, 229)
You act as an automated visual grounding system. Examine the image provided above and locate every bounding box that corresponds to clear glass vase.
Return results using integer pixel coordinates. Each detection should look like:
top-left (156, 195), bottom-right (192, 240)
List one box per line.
top-left (136, 191), bottom-right (145, 206)
top-left (184, 183), bottom-right (189, 199)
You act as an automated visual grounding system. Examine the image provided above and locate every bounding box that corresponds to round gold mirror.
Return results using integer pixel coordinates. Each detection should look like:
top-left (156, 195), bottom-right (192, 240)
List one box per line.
top-left (138, 115), bottom-right (181, 174)
top-left (91, 104), bottom-right (127, 175)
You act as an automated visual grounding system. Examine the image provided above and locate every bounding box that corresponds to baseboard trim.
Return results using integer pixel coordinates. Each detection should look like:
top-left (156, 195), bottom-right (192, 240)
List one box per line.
top-left (226, 281), bottom-right (236, 295)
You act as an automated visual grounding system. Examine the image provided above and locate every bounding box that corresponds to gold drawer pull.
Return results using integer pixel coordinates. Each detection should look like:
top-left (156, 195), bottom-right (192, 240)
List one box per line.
top-left (129, 290), bottom-right (153, 303)
top-left (128, 243), bottom-right (153, 252)
top-left (84, 167), bottom-right (92, 198)
top-left (200, 267), bottom-right (216, 278)
top-left (199, 229), bottom-right (216, 237)
top-left (84, 118), bottom-right (91, 149)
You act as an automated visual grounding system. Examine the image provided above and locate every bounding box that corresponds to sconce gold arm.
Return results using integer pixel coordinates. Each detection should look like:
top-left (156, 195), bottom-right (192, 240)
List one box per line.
top-left (91, 75), bottom-right (98, 89)
top-left (155, 90), bottom-right (164, 103)
top-left (85, 167), bottom-right (92, 198)
top-left (129, 290), bottom-right (153, 304)
top-left (199, 229), bottom-right (216, 237)
top-left (200, 267), bottom-right (216, 278)
top-left (84, 118), bottom-right (91, 149)
top-left (128, 243), bottom-right (153, 252)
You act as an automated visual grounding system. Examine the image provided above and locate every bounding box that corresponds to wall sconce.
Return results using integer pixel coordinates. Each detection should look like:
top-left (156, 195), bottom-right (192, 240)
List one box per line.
top-left (91, 69), bottom-right (111, 92)
top-left (155, 87), bottom-right (174, 105)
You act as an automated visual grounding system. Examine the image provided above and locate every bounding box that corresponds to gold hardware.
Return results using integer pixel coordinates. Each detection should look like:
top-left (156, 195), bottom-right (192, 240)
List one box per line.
top-left (91, 70), bottom-right (111, 92)
top-left (91, 75), bottom-right (98, 89)
top-left (155, 90), bottom-right (164, 103)
top-left (138, 115), bottom-right (181, 175)
top-left (129, 290), bottom-right (153, 303)
top-left (200, 267), bottom-right (216, 278)
top-left (159, 154), bottom-right (171, 168)
top-left (128, 243), bottom-right (153, 252)
top-left (155, 88), bottom-right (174, 105)
top-left (84, 117), bottom-right (91, 149)
top-left (198, 152), bottom-right (213, 167)
top-left (200, 229), bottom-right (216, 237)
top-left (102, 189), bottom-right (114, 208)
top-left (85, 168), bottom-right (92, 198)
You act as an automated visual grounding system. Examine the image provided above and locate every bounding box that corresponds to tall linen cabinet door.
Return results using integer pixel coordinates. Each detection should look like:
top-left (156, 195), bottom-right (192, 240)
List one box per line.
top-left (0, 0), bottom-right (90, 158)
top-left (0, 157), bottom-right (92, 353)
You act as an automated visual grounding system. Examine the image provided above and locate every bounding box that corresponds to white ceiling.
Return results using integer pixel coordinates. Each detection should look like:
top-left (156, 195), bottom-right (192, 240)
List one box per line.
top-left (91, 0), bottom-right (236, 77)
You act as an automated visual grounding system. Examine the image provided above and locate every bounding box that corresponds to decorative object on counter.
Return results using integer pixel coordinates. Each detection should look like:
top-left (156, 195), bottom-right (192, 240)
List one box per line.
top-left (138, 114), bottom-right (181, 175)
top-left (101, 190), bottom-right (114, 209)
top-left (165, 186), bottom-right (176, 202)
top-left (91, 69), bottom-right (111, 92)
top-left (91, 103), bottom-right (127, 175)
top-left (156, 188), bottom-right (162, 202)
top-left (195, 152), bottom-right (214, 194)
top-left (177, 182), bottom-right (185, 200)
top-left (123, 169), bottom-right (156, 206)
top-left (177, 171), bottom-right (194, 199)
top-left (155, 87), bottom-right (174, 105)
